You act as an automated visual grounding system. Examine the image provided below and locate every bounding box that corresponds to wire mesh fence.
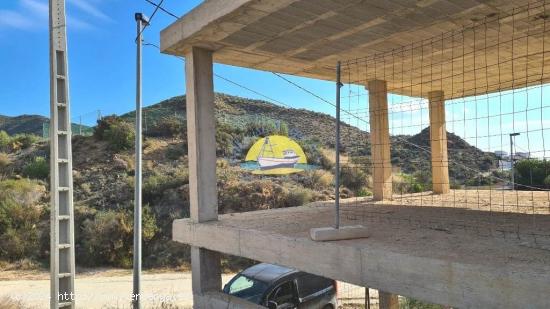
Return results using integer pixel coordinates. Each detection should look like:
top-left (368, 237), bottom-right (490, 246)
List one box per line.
top-left (335, 0), bottom-right (550, 250)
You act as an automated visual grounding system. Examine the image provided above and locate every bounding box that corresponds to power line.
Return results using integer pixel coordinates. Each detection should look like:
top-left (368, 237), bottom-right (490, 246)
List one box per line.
top-left (144, 0), bottom-right (178, 19)
top-left (135, 0), bottom-right (165, 42)
top-left (142, 41), bottom-right (293, 109)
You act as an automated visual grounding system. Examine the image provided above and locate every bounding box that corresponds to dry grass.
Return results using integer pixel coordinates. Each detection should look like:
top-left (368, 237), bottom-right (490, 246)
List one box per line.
top-left (0, 297), bottom-right (29, 309)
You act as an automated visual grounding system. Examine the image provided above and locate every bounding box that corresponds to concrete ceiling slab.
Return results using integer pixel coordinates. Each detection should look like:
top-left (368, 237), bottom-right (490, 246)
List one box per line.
top-left (161, 0), bottom-right (550, 99)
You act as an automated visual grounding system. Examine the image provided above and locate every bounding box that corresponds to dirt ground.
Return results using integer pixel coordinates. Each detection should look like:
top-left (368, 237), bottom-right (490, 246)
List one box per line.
top-left (0, 270), bottom-right (374, 309)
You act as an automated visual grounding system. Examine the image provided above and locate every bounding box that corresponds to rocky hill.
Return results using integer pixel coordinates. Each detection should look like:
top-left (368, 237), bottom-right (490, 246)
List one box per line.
top-left (0, 92), bottom-right (501, 272)
top-left (122, 93), bottom-right (497, 181)
top-left (0, 114), bottom-right (92, 136)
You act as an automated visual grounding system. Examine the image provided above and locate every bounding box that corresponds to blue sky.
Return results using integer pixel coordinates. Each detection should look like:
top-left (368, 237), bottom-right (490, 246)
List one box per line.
top-left (0, 0), bottom-right (548, 157)
top-left (0, 0), bottom-right (335, 123)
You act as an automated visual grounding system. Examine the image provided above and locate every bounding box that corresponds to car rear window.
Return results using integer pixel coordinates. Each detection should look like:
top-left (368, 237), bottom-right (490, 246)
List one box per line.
top-left (296, 274), bottom-right (333, 298)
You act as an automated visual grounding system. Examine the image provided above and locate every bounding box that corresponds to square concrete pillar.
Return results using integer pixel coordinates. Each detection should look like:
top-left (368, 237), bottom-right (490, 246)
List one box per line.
top-left (185, 46), bottom-right (218, 223)
top-left (428, 91), bottom-right (450, 194)
top-left (191, 247), bottom-right (221, 295)
top-left (184, 46), bottom-right (221, 302)
top-left (379, 291), bottom-right (399, 309)
top-left (367, 80), bottom-right (392, 201)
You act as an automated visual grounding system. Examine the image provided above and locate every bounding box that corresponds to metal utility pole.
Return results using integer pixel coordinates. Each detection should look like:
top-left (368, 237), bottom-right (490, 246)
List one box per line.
top-left (335, 61), bottom-right (342, 229)
top-left (49, 0), bottom-right (76, 308)
top-left (133, 12), bottom-right (149, 309)
top-left (510, 133), bottom-right (520, 190)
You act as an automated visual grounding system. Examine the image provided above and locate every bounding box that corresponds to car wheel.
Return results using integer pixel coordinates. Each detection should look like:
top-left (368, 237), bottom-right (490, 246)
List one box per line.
top-left (322, 305), bottom-right (333, 309)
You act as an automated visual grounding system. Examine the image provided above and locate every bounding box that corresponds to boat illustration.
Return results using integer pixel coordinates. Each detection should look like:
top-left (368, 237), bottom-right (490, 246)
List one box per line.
top-left (257, 137), bottom-right (300, 170)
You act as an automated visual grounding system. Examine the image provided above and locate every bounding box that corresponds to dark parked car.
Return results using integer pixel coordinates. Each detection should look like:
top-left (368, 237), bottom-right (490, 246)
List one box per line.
top-left (223, 263), bottom-right (337, 309)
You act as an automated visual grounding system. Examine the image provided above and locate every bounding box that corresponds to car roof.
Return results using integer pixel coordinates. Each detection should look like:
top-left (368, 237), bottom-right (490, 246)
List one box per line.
top-left (241, 263), bottom-right (298, 284)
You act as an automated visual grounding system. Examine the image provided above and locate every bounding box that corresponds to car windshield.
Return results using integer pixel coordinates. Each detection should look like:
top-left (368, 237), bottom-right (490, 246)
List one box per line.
top-left (226, 274), bottom-right (269, 304)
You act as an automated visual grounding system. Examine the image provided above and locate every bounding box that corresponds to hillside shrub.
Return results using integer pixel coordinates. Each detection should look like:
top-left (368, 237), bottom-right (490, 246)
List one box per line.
top-left (148, 115), bottom-right (185, 137)
top-left (143, 168), bottom-right (189, 200)
top-left (217, 122), bottom-right (238, 157)
top-left (23, 157), bottom-right (49, 180)
top-left (0, 131), bottom-right (9, 150)
top-left (0, 179), bottom-right (45, 261)
top-left (104, 121), bottom-right (135, 151)
top-left (245, 118), bottom-right (288, 137)
top-left (94, 115), bottom-right (118, 139)
top-left (80, 207), bottom-right (157, 267)
top-left (0, 153), bottom-right (11, 175)
top-left (165, 144), bottom-right (186, 160)
top-left (340, 166), bottom-right (369, 193)
top-left (393, 172), bottom-right (431, 193)
top-left (514, 159), bottom-right (550, 189)
top-left (300, 170), bottom-right (333, 190)
top-left (284, 187), bottom-right (314, 207)
top-left (11, 134), bottom-right (40, 149)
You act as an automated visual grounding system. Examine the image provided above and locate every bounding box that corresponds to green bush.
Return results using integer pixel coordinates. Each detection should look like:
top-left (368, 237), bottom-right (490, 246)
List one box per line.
top-left (394, 173), bottom-right (427, 193)
top-left (105, 121), bottom-right (135, 151)
top-left (284, 187), bottom-right (314, 207)
top-left (245, 118), bottom-right (288, 137)
top-left (300, 169), bottom-right (333, 190)
top-left (80, 207), bottom-right (157, 267)
top-left (23, 157), bottom-right (49, 180)
top-left (94, 115), bottom-right (118, 139)
top-left (165, 144), bottom-right (186, 160)
top-left (217, 122), bottom-right (237, 157)
top-left (11, 134), bottom-right (40, 149)
top-left (340, 166), bottom-right (368, 193)
top-left (0, 179), bottom-right (45, 261)
top-left (0, 131), bottom-right (9, 150)
top-left (148, 115), bottom-right (185, 137)
top-left (143, 168), bottom-right (189, 200)
top-left (514, 158), bottom-right (550, 188)
top-left (0, 153), bottom-right (11, 173)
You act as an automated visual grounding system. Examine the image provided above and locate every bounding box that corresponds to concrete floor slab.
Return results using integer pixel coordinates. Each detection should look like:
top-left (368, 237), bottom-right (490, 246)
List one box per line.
top-left (173, 197), bottom-right (550, 308)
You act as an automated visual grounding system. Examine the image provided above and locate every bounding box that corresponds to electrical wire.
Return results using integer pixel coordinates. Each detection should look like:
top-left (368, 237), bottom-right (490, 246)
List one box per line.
top-left (135, 0), bottom-right (165, 42)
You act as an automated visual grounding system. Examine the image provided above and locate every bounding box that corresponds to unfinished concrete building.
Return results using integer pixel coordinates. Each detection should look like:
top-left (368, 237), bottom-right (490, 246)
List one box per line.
top-left (160, 0), bottom-right (550, 308)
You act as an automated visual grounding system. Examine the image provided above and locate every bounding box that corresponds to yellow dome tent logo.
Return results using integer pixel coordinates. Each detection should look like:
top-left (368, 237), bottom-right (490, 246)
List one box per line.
top-left (244, 135), bottom-right (307, 175)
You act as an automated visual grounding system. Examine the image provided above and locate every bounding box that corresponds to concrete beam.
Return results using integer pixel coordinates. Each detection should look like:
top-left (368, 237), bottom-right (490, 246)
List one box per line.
top-left (368, 80), bottom-right (392, 201)
top-left (379, 291), bottom-right (399, 309)
top-left (428, 90), bottom-right (450, 194)
top-left (185, 46), bottom-right (218, 223)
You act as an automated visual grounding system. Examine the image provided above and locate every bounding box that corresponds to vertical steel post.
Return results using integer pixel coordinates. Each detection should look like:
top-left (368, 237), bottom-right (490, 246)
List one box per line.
top-left (335, 62), bottom-right (342, 229)
top-left (133, 12), bottom-right (148, 309)
top-left (510, 133), bottom-right (520, 190)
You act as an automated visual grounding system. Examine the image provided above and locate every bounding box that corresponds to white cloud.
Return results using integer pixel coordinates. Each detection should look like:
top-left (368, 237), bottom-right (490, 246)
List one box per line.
top-left (68, 0), bottom-right (112, 22)
top-left (21, 0), bottom-right (48, 19)
top-left (0, 0), bottom-right (105, 32)
top-left (0, 10), bottom-right (34, 30)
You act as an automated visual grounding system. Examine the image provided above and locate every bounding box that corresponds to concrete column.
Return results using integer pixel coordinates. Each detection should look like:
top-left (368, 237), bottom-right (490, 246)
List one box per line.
top-left (379, 291), bottom-right (399, 309)
top-left (185, 46), bottom-right (218, 222)
top-left (368, 80), bottom-right (392, 201)
top-left (185, 46), bottom-right (221, 302)
top-left (428, 90), bottom-right (450, 194)
top-left (191, 247), bottom-right (221, 294)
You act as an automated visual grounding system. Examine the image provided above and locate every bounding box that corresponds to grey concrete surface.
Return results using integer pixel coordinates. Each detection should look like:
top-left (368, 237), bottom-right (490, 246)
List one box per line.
top-left (161, 0), bottom-right (550, 98)
top-left (173, 200), bottom-right (550, 309)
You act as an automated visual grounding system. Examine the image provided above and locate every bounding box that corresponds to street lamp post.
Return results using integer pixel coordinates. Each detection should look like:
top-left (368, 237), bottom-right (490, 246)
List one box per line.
top-left (510, 133), bottom-right (520, 190)
top-left (133, 12), bottom-right (149, 309)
